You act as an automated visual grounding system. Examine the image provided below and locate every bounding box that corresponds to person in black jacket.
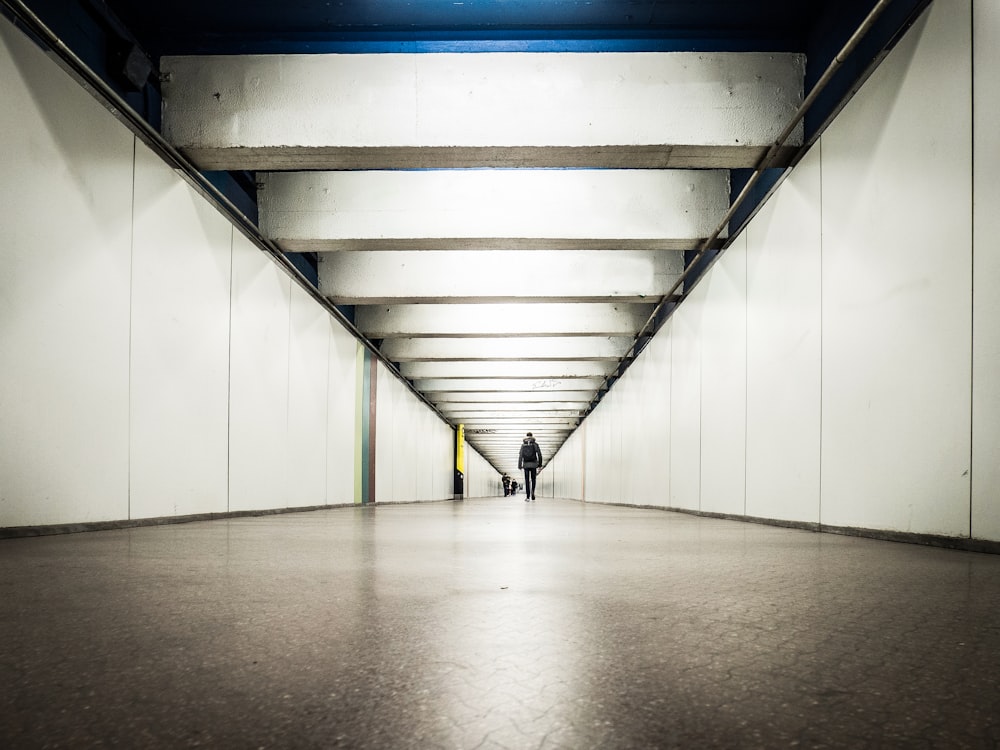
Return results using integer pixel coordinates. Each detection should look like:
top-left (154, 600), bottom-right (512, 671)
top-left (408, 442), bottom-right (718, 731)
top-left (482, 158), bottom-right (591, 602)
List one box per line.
top-left (518, 432), bottom-right (543, 502)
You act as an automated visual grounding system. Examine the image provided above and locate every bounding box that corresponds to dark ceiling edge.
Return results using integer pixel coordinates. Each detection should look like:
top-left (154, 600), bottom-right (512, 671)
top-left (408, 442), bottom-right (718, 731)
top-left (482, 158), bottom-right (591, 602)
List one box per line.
top-left (136, 35), bottom-right (807, 57)
top-left (0, 0), bottom-right (460, 446)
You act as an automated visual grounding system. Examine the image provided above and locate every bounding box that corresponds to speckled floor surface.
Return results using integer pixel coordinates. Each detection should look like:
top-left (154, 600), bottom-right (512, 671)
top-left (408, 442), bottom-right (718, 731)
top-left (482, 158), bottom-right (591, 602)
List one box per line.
top-left (2, 498), bottom-right (1000, 749)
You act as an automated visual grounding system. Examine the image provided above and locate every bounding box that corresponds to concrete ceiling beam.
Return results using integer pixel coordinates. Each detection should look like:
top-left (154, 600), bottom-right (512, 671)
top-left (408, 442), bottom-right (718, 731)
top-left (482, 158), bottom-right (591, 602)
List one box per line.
top-left (414, 378), bottom-right (606, 392)
top-left (448, 408), bottom-right (583, 424)
top-left (356, 303), bottom-right (655, 338)
top-left (379, 336), bottom-right (633, 362)
top-left (429, 391), bottom-right (597, 403)
top-left (161, 51), bottom-right (803, 170)
top-left (400, 361), bottom-right (612, 380)
top-left (259, 169), bottom-right (727, 253)
top-left (318, 250), bottom-right (683, 304)
top-left (439, 401), bottom-right (591, 412)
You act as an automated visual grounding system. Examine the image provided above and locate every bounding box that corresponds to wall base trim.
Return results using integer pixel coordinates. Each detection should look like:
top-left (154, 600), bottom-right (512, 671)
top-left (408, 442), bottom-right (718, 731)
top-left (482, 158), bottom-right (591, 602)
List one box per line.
top-left (0, 497), bottom-right (470, 539)
top-left (0, 503), bottom-right (357, 539)
top-left (585, 501), bottom-right (1000, 555)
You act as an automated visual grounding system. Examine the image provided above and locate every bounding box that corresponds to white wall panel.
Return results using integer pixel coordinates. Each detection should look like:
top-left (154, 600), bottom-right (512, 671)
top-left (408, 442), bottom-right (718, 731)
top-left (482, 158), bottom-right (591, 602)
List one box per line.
top-left (972, 0), bottom-right (1000, 541)
top-left (699, 240), bottom-right (748, 516)
top-left (608, 388), bottom-right (624, 503)
top-left (228, 234), bottom-right (292, 511)
top-left (376, 365), bottom-right (453, 503)
top-left (636, 327), bottom-right (672, 507)
top-left (287, 284), bottom-right (331, 507)
top-left (584, 399), bottom-right (610, 502)
top-left (670, 291), bottom-right (704, 510)
top-left (375, 365), bottom-right (396, 502)
top-left (413, 404), bottom-right (432, 501)
top-left (549, 427), bottom-right (583, 500)
top-left (617, 366), bottom-right (639, 504)
top-left (326, 326), bottom-right (358, 504)
top-left (129, 144), bottom-right (232, 520)
top-left (464, 445), bottom-right (499, 498)
top-left (745, 144), bottom-right (822, 523)
top-left (820, 0), bottom-right (972, 535)
top-left (393, 379), bottom-right (421, 502)
top-left (434, 418), bottom-right (455, 501)
top-left (0, 19), bottom-right (133, 526)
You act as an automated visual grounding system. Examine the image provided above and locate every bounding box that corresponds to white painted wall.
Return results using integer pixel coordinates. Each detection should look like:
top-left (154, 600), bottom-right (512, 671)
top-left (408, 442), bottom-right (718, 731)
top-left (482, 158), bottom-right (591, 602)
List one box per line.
top-left (548, 0), bottom-right (995, 542)
top-left (669, 298), bottom-right (703, 512)
top-left (632, 329), bottom-right (672, 507)
top-left (819, 2), bottom-right (971, 536)
top-left (129, 144), bottom-right (233, 520)
top-left (228, 233), bottom-right (292, 511)
top-left (463, 445), bottom-right (501, 498)
top-left (699, 238), bottom-right (747, 517)
top-left (546, 425), bottom-right (583, 500)
top-left (0, 20), bottom-right (133, 527)
top-left (745, 144), bottom-right (822, 524)
top-left (972, 0), bottom-right (1000, 541)
top-left (287, 284), bottom-right (332, 507)
top-left (375, 364), bottom-right (454, 504)
top-left (0, 15), bottom-right (453, 529)
top-left (326, 325), bottom-right (358, 506)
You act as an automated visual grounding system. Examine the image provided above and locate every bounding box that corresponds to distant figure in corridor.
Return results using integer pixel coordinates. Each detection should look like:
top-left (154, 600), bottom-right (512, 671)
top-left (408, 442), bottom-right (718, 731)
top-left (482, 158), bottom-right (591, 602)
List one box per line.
top-left (518, 432), bottom-right (543, 502)
top-left (502, 473), bottom-right (511, 496)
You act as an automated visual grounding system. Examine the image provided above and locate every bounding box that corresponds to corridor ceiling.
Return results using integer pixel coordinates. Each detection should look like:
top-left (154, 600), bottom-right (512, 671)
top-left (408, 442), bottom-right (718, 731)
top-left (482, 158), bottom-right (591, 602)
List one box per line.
top-left (8, 0), bottom-right (928, 477)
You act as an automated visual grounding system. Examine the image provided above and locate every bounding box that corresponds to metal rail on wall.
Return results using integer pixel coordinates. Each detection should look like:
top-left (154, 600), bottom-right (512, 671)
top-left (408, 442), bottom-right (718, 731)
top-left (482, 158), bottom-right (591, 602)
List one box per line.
top-left (582, 0), bottom-right (899, 419)
top-left (0, 0), bottom-right (452, 427)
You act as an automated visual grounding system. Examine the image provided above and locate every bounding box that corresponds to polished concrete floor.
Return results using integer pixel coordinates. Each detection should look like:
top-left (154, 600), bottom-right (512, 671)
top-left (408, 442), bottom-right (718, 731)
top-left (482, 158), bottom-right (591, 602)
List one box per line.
top-left (2, 498), bottom-right (1000, 749)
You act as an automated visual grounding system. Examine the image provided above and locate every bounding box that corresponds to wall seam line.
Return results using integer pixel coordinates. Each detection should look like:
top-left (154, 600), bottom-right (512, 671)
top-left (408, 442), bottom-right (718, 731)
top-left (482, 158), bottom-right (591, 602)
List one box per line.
top-left (744, 236), bottom-right (749, 519)
top-left (286, 289), bottom-right (293, 511)
top-left (968, 0), bottom-right (975, 540)
top-left (226, 226), bottom-right (234, 514)
top-left (818, 138), bottom-right (824, 529)
top-left (324, 323), bottom-right (332, 506)
top-left (127, 136), bottom-right (136, 522)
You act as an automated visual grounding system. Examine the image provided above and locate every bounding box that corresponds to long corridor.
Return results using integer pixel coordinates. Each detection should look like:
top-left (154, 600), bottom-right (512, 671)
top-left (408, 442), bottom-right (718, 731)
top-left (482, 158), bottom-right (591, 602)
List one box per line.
top-left (2, 498), bottom-right (999, 748)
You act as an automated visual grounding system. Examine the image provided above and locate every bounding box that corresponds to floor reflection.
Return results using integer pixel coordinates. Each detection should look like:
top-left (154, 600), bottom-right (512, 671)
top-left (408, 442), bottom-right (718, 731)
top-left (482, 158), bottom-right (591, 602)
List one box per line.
top-left (3, 499), bottom-right (1000, 748)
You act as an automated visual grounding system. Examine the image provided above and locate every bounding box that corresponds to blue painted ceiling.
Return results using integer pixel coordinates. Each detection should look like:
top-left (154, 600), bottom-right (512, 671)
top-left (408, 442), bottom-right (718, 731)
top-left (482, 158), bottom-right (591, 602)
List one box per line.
top-left (102, 0), bottom-right (832, 54)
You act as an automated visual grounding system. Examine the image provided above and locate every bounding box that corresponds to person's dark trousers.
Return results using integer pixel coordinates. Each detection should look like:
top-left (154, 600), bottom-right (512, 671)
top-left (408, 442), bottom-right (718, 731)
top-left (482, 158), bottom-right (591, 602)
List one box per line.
top-left (523, 468), bottom-right (537, 500)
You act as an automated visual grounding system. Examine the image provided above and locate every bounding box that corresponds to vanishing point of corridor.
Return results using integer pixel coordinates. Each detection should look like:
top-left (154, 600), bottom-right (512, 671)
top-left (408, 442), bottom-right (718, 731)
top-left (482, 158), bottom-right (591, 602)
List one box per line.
top-left (2, 498), bottom-right (999, 748)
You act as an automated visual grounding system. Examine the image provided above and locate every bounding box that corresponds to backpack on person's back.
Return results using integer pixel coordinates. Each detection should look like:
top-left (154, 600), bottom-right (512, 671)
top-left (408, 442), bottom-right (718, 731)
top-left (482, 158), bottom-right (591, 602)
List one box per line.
top-left (520, 440), bottom-right (539, 468)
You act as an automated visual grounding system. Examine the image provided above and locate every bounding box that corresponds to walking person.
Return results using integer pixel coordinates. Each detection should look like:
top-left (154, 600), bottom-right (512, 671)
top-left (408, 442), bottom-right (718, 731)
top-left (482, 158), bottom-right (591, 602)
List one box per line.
top-left (518, 432), bottom-right (543, 502)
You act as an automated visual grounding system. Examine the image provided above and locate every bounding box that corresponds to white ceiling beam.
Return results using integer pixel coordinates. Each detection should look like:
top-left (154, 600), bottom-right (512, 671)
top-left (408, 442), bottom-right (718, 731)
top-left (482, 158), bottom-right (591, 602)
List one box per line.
top-left (258, 169), bottom-right (726, 252)
top-left (468, 433), bottom-right (572, 440)
top-left (319, 250), bottom-right (683, 304)
top-left (415, 378), bottom-right (606, 392)
top-left (472, 432), bottom-right (564, 439)
top-left (356, 303), bottom-right (655, 338)
top-left (379, 336), bottom-right (633, 362)
top-left (439, 401), bottom-right (591, 413)
top-left (459, 419), bottom-right (580, 427)
top-left (400, 361), bottom-right (612, 380)
top-left (430, 391), bottom-right (597, 403)
top-left (448, 408), bottom-right (583, 424)
top-left (161, 51), bottom-right (803, 170)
